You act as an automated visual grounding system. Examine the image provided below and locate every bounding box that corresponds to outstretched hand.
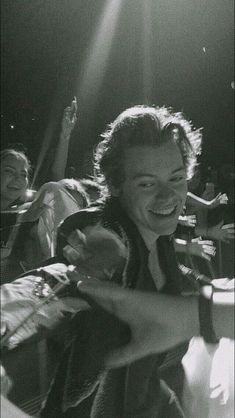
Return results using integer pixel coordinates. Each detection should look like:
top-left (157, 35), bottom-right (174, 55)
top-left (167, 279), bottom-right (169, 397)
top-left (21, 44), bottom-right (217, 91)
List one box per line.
top-left (187, 238), bottom-right (216, 261)
top-left (208, 221), bottom-right (235, 243)
top-left (66, 276), bottom-right (198, 368)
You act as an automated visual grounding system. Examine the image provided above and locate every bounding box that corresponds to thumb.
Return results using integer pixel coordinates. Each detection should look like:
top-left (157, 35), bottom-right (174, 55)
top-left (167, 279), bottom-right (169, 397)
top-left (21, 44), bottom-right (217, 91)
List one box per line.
top-left (105, 341), bottom-right (147, 369)
top-left (191, 237), bottom-right (200, 243)
top-left (216, 220), bottom-right (224, 229)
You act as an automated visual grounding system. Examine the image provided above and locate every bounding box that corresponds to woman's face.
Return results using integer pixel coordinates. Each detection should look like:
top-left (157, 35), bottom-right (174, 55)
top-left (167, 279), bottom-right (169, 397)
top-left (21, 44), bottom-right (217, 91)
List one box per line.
top-left (1, 154), bottom-right (29, 207)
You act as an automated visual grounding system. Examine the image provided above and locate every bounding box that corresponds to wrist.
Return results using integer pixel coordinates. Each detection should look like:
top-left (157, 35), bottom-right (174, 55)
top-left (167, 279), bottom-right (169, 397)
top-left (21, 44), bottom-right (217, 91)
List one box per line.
top-left (199, 285), bottom-right (219, 343)
top-left (60, 130), bottom-right (72, 140)
top-left (184, 296), bottom-right (200, 339)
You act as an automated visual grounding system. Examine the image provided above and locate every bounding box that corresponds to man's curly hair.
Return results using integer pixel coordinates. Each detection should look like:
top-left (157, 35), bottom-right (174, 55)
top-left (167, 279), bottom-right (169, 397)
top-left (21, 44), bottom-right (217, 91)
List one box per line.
top-left (94, 105), bottom-right (202, 198)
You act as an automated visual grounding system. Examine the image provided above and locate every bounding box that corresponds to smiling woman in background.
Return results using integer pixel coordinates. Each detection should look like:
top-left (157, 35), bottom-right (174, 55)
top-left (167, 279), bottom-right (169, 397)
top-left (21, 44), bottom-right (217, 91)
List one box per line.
top-left (0, 149), bottom-right (31, 211)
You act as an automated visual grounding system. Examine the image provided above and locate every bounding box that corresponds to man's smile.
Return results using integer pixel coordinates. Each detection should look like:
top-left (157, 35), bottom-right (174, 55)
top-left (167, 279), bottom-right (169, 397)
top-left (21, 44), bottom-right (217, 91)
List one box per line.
top-left (149, 205), bottom-right (177, 217)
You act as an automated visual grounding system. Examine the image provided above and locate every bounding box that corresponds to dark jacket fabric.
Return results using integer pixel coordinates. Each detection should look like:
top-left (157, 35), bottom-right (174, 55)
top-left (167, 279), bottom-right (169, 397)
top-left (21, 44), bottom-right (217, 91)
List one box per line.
top-left (40, 198), bottom-right (185, 418)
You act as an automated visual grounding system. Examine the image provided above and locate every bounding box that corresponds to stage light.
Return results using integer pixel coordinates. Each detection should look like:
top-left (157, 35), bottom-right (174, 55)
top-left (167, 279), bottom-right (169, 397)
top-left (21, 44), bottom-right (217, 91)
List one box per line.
top-left (76, 0), bottom-right (123, 107)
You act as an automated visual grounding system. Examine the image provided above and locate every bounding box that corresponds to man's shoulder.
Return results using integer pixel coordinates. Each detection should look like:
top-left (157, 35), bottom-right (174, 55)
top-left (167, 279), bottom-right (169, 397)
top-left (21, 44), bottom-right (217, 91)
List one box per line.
top-left (59, 205), bottom-right (104, 232)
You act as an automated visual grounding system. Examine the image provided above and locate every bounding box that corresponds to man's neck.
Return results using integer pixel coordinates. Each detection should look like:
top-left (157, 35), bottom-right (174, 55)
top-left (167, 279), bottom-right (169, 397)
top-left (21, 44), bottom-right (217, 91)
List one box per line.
top-left (136, 225), bottom-right (159, 251)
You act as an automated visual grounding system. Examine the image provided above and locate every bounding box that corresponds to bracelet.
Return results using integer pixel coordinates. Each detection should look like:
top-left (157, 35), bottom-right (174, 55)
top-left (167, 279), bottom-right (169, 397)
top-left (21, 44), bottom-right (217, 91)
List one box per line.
top-left (199, 285), bottom-right (219, 344)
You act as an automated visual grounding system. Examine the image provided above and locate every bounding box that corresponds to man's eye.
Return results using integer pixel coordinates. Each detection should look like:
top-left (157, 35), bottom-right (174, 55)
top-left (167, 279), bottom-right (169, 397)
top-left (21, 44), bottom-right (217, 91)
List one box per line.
top-left (139, 183), bottom-right (154, 188)
top-left (4, 168), bottom-right (14, 174)
top-left (170, 176), bottom-right (184, 182)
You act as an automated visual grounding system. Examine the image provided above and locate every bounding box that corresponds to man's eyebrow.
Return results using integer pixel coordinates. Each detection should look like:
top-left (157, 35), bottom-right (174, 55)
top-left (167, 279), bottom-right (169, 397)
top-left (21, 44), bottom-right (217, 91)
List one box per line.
top-left (3, 165), bottom-right (16, 169)
top-left (171, 167), bottom-right (185, 175)
top-left (132, 173), bottom-right (156, 180)
top-left (3, 165), bottom-right (27, 173)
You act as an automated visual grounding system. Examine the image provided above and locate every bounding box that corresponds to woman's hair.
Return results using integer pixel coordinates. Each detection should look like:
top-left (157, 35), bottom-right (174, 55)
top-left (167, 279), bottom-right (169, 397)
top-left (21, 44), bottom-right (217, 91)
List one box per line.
top-left (58, 178), bottom-right (89, 208)
top-left (94, 105), bottom-right (202, 198)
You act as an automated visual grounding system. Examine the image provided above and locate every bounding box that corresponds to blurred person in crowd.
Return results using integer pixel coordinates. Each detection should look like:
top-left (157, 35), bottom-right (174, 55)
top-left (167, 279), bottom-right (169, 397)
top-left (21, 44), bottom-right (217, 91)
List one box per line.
top-left (1, 148), bottom-right (31, 211)
top-left (80, 177), bottom-right (103, 203)
top-left (1, 148), bottom-right (35, 270)
top-left (1, 178), bottom-right (89, 283)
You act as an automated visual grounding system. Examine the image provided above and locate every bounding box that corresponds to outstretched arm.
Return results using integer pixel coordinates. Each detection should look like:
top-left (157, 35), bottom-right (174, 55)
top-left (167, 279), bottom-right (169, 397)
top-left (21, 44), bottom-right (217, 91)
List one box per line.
top-left (51, 97), bottom-right (78, 181)
top-left (187, 191), bottom-right (228, 209)
top-left (65, 276), bottom-right (234, 368)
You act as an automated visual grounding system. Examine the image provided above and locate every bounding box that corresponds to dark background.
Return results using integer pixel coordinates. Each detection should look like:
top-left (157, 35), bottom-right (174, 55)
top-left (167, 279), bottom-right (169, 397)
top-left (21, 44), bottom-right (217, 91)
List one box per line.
top-left (1, 0), bottom-right (234, 185)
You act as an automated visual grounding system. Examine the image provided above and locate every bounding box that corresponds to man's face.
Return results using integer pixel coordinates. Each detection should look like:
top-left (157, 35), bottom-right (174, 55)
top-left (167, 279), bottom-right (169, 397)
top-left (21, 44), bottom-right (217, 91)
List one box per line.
top-left (116, 142), bottom-right (187, 235)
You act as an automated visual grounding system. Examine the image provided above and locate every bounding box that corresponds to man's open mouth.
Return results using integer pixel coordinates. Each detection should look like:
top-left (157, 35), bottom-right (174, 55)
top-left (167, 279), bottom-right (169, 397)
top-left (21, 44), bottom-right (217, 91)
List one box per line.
top-left (8, 186), bottom-right (20, 191)
top-left (149, 206), bottom-right (177, 217)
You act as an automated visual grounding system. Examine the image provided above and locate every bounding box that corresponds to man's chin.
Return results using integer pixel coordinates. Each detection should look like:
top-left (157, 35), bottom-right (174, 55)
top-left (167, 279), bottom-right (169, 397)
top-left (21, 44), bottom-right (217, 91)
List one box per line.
top-left (150, 220), bottom-right (177, 236)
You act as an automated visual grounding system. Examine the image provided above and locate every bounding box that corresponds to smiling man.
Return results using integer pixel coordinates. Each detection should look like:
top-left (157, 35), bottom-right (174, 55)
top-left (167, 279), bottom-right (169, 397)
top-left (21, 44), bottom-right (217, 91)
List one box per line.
top-left (38, 105), bottom-right (202, 418)
top-left (0, 106), bottom-right (202, 418)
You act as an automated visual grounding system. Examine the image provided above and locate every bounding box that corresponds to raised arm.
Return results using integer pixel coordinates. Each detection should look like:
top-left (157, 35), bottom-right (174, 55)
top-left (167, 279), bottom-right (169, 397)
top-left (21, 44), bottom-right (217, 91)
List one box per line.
top-left (187, 191), bottom-right (228, 209)
top-left (51, 97), bottom-right (78, 181)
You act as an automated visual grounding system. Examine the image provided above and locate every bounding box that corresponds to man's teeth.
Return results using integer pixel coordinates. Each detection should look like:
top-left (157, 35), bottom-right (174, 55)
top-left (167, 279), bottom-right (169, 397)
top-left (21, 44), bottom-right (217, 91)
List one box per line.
top-left (152, 207), bottom-right (175, 215)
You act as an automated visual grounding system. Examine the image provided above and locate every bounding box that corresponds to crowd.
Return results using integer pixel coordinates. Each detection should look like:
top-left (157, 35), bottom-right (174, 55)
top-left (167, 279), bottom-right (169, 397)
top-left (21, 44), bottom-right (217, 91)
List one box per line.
top-left (0, 102), bottom-right (234, 418)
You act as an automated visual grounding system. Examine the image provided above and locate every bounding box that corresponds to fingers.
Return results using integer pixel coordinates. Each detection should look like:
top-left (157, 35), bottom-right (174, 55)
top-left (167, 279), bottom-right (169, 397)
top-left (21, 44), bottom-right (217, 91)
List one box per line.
top-left (105, 341), bottom-right (147, 369)
top-left (76, 277), bottom-right (134, 321)
top-left (60, 297), bottom-right (90, 312)
top-left (191, 237), bottom-right (200, 243)
top-left (201, 253), bottom-right (211, 261)
top-left (200, 240), bottom-right (214, 246)
top-left (221, 223), bottom-right (235, 230)
top-left (63, 245), bottom-right (82, 264)
top-left (202, 245), bottom-right (216, 256)
top-left (63, 229), bottom-right (91, 264)
top-left (221, 224), bottom-right (235, 241)
top-left (219, 193), bottom-right (228, 205)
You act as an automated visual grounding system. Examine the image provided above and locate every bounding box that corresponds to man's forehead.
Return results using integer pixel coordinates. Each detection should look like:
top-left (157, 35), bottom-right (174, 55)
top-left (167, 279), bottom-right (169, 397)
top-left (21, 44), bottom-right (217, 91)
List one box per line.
top-left (123, 143), bottom-right (185, 176)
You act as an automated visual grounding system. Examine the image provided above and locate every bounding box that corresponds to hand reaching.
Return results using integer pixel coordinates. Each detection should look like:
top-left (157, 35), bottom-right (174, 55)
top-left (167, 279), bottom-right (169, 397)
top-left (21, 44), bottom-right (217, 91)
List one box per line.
top-left (178, 214), bottom-right (197, 228)
top-left (62, 225), bottom-right (127, 280)
top-left (208, 221), bottom-right (235, 243)
top-left (61, 97), bottom-right (78, 137)
top-left (187, 238), bottom-right (216, 261)
top-left (72, 277), bottom-right (198, 368)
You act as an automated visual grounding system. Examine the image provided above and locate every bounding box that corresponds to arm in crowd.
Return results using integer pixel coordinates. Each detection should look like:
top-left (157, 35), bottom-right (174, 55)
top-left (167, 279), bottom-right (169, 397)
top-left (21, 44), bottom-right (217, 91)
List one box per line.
top-left (73, 276), bottom-right (234, 368)
top-left (195, 220), bottom-right (235, 243)
top-left (187, 191), bottom-right (228, 209)
top-left (51, 97), bottom-right (78, 181)
top-left (174, 237), bottom-right (216, 261)
top-left (0, 264), bottom-right (89, 349)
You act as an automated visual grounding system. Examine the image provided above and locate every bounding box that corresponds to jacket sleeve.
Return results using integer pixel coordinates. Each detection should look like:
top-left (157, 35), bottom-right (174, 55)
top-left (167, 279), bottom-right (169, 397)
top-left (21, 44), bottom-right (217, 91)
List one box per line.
top-left (1, 269), bottom-right (73, 349)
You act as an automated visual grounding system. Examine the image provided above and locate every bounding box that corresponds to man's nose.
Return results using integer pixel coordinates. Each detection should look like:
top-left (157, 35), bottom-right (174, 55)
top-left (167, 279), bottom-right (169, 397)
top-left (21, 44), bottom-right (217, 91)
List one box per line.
top-left (13, 173), bottom-right (24, 184)
top-left (155, 183), bottom-right (177, 205)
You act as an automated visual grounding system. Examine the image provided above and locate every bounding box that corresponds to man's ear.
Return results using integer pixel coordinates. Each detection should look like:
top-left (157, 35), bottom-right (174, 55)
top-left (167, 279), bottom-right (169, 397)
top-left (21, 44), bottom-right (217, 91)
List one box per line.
top-left (109, 183), bottom-right (120, 197)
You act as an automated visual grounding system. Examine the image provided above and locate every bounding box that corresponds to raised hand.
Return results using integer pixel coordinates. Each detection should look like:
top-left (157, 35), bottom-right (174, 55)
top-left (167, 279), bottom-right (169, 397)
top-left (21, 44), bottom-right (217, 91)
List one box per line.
top-left (208, 221), bottom-right (235, 243)
top-left (63, 225), bottom-right (127, 280)
top-left (187, 237), bottom-right (216, 261)
top-left (61, 97), bottom-right (78, 137)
